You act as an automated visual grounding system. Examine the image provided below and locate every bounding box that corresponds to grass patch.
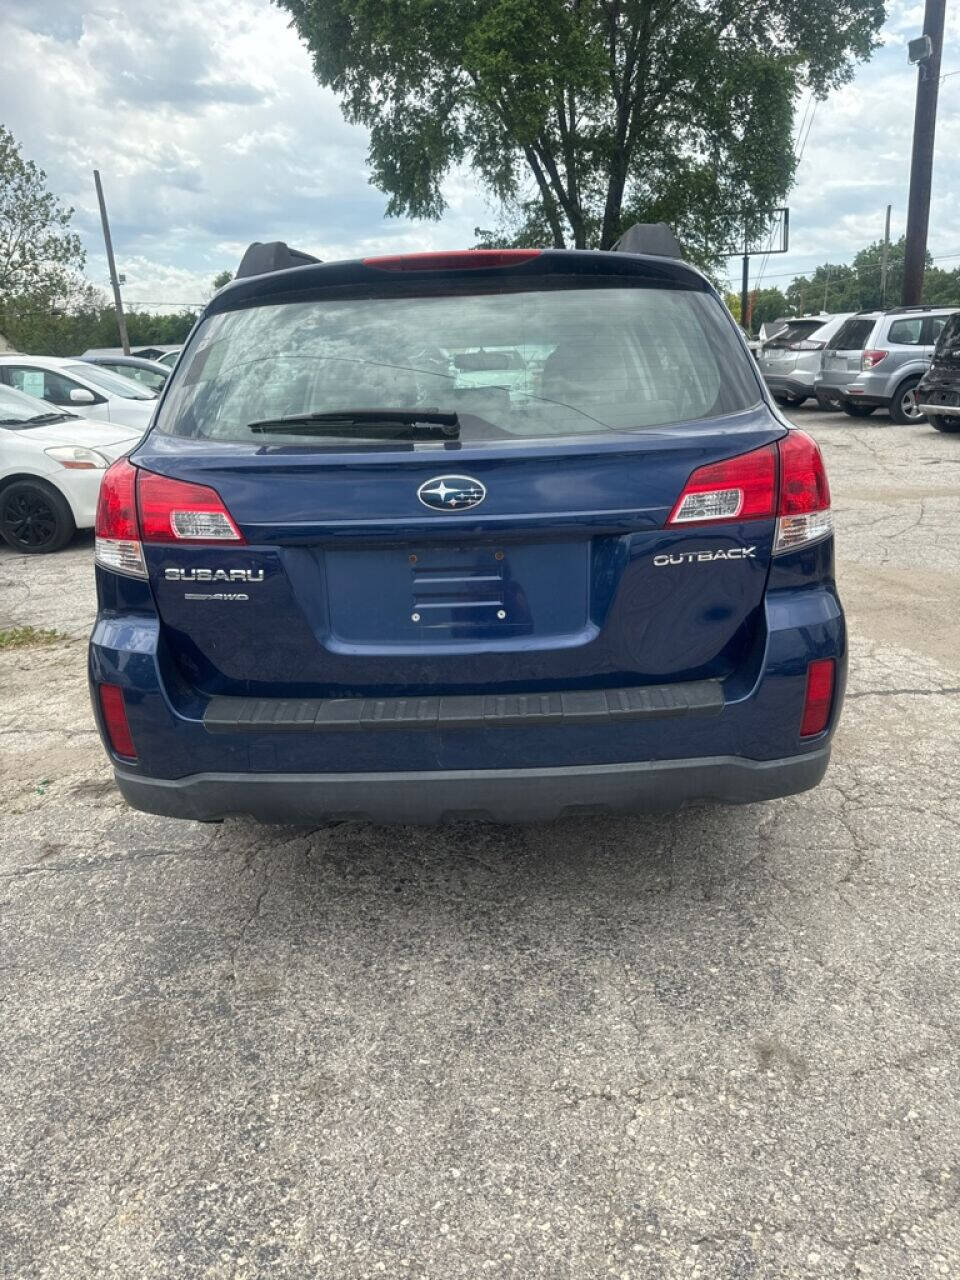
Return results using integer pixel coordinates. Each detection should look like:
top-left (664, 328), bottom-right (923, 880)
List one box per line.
top-left (0, 626), bottom-right (69, 650)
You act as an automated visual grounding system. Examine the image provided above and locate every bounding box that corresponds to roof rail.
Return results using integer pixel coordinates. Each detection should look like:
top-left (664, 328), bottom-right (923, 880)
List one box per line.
top-left (884, 304), bottom-right (937, 314)
top-left (610, 223), bottom-right (683, 259)
top-left (236, 241), bottom-right (321, 279)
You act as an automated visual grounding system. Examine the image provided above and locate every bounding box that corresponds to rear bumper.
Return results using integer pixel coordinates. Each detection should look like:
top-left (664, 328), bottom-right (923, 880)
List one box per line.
top-left (762, 373), bottom-right (815, 399)
top-left (114, 747), bottom-right (831, 824)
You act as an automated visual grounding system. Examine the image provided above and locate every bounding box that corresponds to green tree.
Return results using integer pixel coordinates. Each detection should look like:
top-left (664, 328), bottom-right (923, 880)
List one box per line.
top-left (0, 125), bottom-right (85, 308)
top-left (747, 287), bottom-right (788, 335)
top-left (211, 269), bottom-right (233, 292)
top-left (783, 238), bottom-right (960, 314)
top-left (276, 0), bottom-right (884, 263)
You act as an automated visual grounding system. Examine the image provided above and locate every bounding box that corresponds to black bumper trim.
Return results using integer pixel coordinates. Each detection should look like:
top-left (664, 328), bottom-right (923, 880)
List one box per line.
top-left (114, 747), bottom-right (830, 824)
top-left (204, 680), bottom-right (724, 734)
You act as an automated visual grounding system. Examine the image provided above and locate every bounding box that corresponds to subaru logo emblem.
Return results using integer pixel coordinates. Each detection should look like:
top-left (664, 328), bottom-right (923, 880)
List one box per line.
top-left (417, 475), bottom-right (487, 512)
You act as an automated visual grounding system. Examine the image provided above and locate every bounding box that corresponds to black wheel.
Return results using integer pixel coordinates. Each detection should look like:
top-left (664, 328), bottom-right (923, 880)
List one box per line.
top-left (815, 392), bottom-right (840, 413)
top-left (842, 402), bottom-right (877, 418)
top-left (889, 378), bottom-right (925, 425)
top-left (774, 393), bottom-right (806, 408)
top-left (0, 480), bottom-right (75, 553)
top-left (928, 412), bottom-right (960, 434)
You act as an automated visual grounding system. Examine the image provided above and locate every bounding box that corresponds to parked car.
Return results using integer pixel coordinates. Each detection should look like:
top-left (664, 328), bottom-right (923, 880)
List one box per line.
top-left (89, 228), bottom-right (845, 824)
top-left (0, 355), bottom-right (158, 431)
top-left (80, 354), bottom-right (170, 393)
top-left (916, 311), bottom-right (960, 433)
top-left (815, 305), bottom-right (958, 423)
top-left (0, 383), bottom-right (140, 553)
top-left (154, 349), bottom-right (182, 369)
top-left (757, 314), bottom-right (853, 407)
top-left (82, 344), bottom-right (183, 365)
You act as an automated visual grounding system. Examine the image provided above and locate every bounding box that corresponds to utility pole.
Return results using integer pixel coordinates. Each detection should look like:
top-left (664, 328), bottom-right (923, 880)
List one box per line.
top-left (902, 0), bottom-right (945, 305)
top-left (740, 246), bottom-right (750, 334)
top-left (880, 204), bottom-right (892, 306)
top-left (93, 170), bottom-right (130, 355)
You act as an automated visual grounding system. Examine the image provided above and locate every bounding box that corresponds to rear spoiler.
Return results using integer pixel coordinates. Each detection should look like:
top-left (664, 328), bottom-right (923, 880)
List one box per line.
top-left (610, 223), bottom-right (683, 259)
top-left (235, 241), bottom-right (322, 279)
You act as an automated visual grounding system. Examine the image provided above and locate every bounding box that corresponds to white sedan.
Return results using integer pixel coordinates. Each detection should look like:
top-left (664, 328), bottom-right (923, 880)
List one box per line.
top-left (0, 354), bottom-right (158, 431)
top-left (0, 383), bottom-right (141, 553)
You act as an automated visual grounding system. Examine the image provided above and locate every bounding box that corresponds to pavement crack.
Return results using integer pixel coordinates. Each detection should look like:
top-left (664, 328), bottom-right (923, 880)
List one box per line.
top-left (847, 685), bottom-right (960, 699)
top-left (228, 854), bottom-right (276, 986)
top-left (0, 847), bottom-right (211, 878)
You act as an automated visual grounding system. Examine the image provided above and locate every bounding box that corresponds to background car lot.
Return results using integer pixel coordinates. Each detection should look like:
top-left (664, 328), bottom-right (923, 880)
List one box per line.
top-left (1, 406), bottom-right (959, 1277)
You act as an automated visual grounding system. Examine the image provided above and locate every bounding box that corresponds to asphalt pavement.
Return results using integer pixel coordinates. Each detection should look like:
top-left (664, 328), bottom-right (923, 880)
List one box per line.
top-left (1, 406), bottom-right (958, 1278)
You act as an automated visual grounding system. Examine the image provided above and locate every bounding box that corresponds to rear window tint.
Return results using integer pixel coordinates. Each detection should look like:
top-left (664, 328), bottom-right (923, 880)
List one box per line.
top-left (154, 284), bottom-right (760, 445)
top-left (826, 318), bottom-right (875, 352)
top-left (887, 318), bottom-right (923, 345)
top-left (765, 320), bottom-right (822, 348)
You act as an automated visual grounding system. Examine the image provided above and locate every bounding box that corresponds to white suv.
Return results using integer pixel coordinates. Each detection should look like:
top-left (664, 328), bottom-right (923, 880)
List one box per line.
top-left (757, 314), bottom-right (853, 407)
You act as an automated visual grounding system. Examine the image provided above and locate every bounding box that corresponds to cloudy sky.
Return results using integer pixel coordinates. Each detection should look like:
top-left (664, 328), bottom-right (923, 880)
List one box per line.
top-left (1, 0), bottom-right (958, 310)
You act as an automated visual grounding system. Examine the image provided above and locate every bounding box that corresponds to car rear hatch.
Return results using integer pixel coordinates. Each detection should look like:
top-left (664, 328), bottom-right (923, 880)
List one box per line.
top-left (758, 319), bottom-right (824, 376)
top-left (130, 251), bottom-right (782, 702)
top-left (821, 316), bottom-right (877, 378)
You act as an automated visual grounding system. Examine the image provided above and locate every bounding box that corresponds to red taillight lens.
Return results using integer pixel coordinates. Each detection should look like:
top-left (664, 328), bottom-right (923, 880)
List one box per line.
top-left (362, 249), bottom-right (541, 271)
top-left (95, 458), bottom-right (147, 578)
top-left (775, 430), bottom-right (832, 552)
top-left (667, 444), bottom-right (777, 525)
top-left (137, 471), bottom-right (244, 543)
top-left (99, 683), bottom-right (137, 759)
top-left (861, 349), bottom-right (888, 369)
top-left (800, 659), bottom-right (835, 737)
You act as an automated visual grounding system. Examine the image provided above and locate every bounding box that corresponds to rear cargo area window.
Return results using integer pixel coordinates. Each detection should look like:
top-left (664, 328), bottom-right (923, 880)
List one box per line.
top-left (156, 285), bottom-right (759, 445)
top-left (827, 318), bottom-right (875, 352)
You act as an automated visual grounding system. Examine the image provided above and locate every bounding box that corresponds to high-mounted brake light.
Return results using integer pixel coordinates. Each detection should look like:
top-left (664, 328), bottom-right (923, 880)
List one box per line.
top-left (362, 249), bottom-right (542, 271)
top-left (98, 683), bottom-right (137, 759)
top-left (95, 457), bottom-right (147, 578)
top-left (667, 444), bottom-right (777, 525)
top-left (666, 430), bottom-right (832, 554)
top-left (861, 349), bottom-right (888, 369)
top-left (800, 659), bottom-right (835, 737)
top-left (137, 472), bottom-right (244, 543)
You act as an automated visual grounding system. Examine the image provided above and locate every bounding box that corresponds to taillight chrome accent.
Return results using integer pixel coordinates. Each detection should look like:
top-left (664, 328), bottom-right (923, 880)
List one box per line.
top-left (94, 457), bottom-right (147, 579)
top-left (774, 430), bottom-right (832, 554)
top-left (138, 471), bottom-right (244, 543)
top-left (667, 444), bottom-right (777, 525)
top-left (800, 659), bottom-right (835, 737)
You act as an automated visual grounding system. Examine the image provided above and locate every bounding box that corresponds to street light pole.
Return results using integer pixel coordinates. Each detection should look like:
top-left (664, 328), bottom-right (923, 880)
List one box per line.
top-left (901, 0), bottom-right (946, 305)
top-left (93, 169), bottom-right (130, 356)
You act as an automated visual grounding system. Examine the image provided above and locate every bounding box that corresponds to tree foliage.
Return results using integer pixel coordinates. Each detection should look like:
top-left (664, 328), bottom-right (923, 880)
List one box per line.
top-left (785, 237), bottom-right (960, 314)
top-left (0, 125), bottom-right (85, 306)
top-left (2, 298), bottom-right (197, 358)
top-left (276, 0), bottom-right (885, 263)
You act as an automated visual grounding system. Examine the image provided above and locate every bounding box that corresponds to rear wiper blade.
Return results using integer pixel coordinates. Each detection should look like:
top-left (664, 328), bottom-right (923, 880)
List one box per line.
top-left (247, 408), bottom-right (460, 440)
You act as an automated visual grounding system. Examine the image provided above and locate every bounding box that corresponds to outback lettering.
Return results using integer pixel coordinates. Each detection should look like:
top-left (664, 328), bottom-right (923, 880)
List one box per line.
top-left (653, 547), bottom-right (757, 566)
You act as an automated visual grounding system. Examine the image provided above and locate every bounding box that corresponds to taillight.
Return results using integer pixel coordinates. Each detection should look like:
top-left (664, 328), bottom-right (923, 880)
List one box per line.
top-left (362, 249), bottom-right (541, 271)
top-left (800, 659), bottom-right (835, 736)
top-left (95, 457), bottom-right (147, 578)
top-left (666, 431), bottom-right (832, 554)
top-left (98, 683), bottom-right (137, 759)
top-left (861, 349), bottom-right (888, 369)
top-left (667, 444), bottom-right (777, 525)
top-left (137, 471), bottom-right (244, 543)
top-left (774, 430), bottom-right (832, 553)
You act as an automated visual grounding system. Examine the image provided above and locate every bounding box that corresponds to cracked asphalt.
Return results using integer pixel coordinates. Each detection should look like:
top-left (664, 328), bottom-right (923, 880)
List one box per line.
top-left (1, 407), bottom-right (959, 1279)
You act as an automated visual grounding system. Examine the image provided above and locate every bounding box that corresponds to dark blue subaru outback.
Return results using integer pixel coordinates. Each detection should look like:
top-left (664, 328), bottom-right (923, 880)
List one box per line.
top-left (89, 226), bottom-right (845, 823)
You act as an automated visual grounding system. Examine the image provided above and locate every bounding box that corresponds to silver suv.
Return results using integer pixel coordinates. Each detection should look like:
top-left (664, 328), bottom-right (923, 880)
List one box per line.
top-left (815, 306), bottom-right (958, 423)
top-left (757, 313), bottom-right (853, 407)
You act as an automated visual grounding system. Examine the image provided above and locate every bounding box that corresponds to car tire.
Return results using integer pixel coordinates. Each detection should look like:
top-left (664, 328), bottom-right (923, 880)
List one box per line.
top-left (928, 412), bottom-right (960, 433)
top-left (889, 378), bottom-right (925, 425)
top-left (815, 392), bottom-right (840, 413)
top-left (842, 402), bottom-right (877, 418)
top-left (0, 480), bottom-right (76, 554)
top-left (774, 393), bottom-right (806, 408)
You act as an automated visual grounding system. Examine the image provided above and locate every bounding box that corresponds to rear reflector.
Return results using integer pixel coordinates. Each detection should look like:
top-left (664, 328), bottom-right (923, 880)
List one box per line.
top-left (99, 683), bottom-right (137, 759)
top-left (362, 249), bottom-right (542, 271)
top-left (667, 444), bottom-right (777, 525)
top-left (800, 659), bottom-right (835, 737)
top-left (774, 429), bottom-right (832, 553)
top-left (95, 457), bottom-right (147, 578)
top-left (137, 471), bottom-right (244, 543)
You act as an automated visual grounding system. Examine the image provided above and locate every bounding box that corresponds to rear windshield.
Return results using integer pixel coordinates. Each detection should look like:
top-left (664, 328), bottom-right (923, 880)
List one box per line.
top-left (154, 283), bottom-right (760, 445)
top-left (826, 318), bottom-right (875, 352)
top-left (764, 319), bottom-right (823, 348)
